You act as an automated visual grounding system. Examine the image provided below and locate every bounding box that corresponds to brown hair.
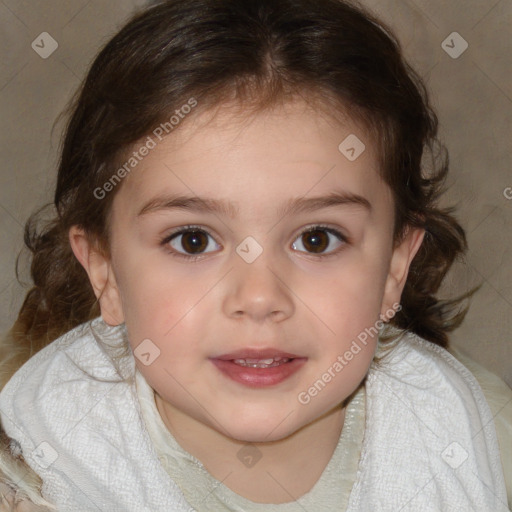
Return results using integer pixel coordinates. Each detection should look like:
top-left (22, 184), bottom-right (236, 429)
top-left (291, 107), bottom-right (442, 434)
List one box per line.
top-left (4, 0), bottom-right (476, 388)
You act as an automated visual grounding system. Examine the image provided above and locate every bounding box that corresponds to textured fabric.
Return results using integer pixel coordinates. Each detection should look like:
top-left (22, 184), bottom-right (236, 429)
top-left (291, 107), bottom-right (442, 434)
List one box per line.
top-left (447, 346), bottom-right (512, 507)
top-left (0, 317), bottom-right (508, 511)
top-left (0, 319), bottom-right (192, 512)
top-left (135, 367), bottom-right (365, 511)
top-left (346, 333), bottom-right (509, 511)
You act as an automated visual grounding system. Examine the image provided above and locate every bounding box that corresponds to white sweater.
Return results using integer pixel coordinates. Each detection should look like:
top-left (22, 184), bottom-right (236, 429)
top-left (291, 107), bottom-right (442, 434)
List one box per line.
top-left (0, 317), bottom-right (508, 511)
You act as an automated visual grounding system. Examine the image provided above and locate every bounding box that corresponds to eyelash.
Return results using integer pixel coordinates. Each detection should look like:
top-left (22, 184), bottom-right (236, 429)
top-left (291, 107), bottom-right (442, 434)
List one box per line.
top-left (159, 224), bottom-right (349, 261)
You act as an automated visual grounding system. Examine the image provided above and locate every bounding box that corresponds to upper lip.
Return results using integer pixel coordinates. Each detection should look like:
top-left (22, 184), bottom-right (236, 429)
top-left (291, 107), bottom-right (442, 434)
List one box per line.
top-left (211, 348), bottom-right (304, 361)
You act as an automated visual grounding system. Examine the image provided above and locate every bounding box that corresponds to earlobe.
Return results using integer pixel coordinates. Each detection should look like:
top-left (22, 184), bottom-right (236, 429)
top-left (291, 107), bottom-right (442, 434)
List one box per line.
top-left (381, 227), bottom-right (425, 316)
top-left (68, 226), bottom-right (124, 326)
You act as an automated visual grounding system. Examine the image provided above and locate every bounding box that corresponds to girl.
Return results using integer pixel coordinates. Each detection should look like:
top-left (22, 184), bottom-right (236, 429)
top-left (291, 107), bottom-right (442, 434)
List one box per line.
top-left (0, 0), bottom-right (510, 510)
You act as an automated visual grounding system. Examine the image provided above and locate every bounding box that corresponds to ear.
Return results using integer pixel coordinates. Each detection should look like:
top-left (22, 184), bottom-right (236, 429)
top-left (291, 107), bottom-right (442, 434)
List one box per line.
top-left (381, 227), bottom-right (425, 318)
top-left (68, 226), bottom-right (124, 326)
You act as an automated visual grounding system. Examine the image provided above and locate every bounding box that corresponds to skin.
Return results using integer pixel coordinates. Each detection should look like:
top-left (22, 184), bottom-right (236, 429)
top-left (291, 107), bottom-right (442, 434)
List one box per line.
top-left (69, 98), bottom-right (424, 504)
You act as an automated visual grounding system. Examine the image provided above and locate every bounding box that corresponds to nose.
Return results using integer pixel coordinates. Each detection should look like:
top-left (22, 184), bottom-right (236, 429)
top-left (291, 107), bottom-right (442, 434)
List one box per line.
top-left (222, 251), bottom-right (295, 324)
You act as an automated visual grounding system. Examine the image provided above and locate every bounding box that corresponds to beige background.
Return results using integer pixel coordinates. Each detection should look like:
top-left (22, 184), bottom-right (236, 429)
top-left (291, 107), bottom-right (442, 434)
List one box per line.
top-left (1, 0), bottom-right (511, 386)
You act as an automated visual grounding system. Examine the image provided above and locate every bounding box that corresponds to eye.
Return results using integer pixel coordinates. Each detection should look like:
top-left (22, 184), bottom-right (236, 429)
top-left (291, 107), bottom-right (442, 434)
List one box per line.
top-left (161, 226), bottom-right (221, 259)
top-left (291, 225), bottom-right (347, 257)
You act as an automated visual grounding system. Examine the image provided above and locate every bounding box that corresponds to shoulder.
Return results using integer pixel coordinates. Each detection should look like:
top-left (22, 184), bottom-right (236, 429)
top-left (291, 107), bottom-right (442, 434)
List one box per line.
top-left (369, 331), bottom-right (505, 443)
top-left (0, 318), bottom-right (133, 420)
top-left (0, 316), bottom-right (135, 436)
top-left (354, 331), bottom-right (508, 510)
top-left (0, 320), bottom-right (189, 510)
top-left (0, 318), bottom-right (135, 506)
top-left (371, 331), bottom-right (495, 413)
top-left (447, 345), bottom-right (512, 509)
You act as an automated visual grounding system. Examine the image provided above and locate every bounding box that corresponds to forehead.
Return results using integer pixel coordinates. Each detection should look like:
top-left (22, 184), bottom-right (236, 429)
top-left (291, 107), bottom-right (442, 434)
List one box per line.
top-left (113, 98), bottom-right (392, 221)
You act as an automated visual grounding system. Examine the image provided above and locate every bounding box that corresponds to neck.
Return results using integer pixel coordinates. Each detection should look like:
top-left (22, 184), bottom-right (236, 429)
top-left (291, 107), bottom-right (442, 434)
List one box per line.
top-left (155, 394), bottom-right (346, 504)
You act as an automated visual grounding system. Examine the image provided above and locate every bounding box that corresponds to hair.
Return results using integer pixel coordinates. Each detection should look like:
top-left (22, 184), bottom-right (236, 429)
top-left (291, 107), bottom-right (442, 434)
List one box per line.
top-left (0, 0), bottom-right (481, 503)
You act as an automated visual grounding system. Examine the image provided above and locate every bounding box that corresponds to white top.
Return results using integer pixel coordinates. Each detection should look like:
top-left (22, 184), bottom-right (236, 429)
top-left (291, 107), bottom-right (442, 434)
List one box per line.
top-left (0, 317), bottom-right (507, 511)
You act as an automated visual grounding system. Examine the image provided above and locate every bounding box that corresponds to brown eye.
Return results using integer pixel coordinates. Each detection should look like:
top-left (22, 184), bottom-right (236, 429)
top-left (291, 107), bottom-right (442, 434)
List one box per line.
top-left (167, 228), bottom-right (219, 256)
top-left (181, 231), bottom-right (208, 253)
top-left (301, 229), bottom-right (329, 253)
top-left (292, 227), bottom-right (346, 256)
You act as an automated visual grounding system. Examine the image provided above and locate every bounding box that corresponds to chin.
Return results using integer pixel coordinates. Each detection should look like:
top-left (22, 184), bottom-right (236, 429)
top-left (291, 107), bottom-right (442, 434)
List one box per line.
top-left (231, 428), bottom-right (293, 445)
top-left (220, 412), bottom-right (304, 444)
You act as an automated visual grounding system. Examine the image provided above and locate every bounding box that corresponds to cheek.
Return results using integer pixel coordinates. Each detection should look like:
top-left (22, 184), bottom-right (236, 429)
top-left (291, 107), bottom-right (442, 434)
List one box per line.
top-left (307, 257), bottom-right (388, 342)
top-left (115, 242), bottom-right (200, 309)
top-left (117, 260), bottom-right (211, 353)
top-left (297, 330), bottom-right (375, 414)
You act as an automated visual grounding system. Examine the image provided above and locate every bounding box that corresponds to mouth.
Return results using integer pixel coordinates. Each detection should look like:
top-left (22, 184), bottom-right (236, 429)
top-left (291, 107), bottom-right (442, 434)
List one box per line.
top-left (209, 348), bottom-right (307, 387)
top-left (230, 356), bottom-right (294, 368)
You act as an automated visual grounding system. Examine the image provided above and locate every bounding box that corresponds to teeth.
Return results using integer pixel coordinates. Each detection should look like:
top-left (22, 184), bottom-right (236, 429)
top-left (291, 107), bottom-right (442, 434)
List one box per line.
top-left (232, 357), bottom-right (291, 368)
top-left (246, 358), bottom-right (274, 364)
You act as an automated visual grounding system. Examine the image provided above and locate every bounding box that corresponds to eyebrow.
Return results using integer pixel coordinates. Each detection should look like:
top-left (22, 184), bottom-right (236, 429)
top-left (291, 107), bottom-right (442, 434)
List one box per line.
top-left (136, 190), bottom-right (372, 219)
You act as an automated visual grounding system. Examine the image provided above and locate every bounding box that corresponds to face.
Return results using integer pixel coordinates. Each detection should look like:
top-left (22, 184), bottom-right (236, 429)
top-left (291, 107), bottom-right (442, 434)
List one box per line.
top-left (76, 98), bottom-right (422, 443)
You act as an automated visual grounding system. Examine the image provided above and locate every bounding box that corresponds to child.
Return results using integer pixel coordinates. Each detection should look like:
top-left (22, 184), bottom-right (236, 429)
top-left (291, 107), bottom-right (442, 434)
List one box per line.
top-left (0, 0), bottom-right (510, 510)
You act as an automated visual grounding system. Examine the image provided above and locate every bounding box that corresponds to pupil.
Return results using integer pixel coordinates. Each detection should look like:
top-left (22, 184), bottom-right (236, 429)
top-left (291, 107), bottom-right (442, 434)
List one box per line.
top-left (183, 231), bottom-right (207, 253)
top-left (303, 230), bottom-right (327, 253)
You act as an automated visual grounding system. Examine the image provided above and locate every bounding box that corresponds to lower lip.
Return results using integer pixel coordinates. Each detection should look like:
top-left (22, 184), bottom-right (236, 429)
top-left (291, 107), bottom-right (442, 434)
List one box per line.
top-left (210, 358), bottom-right (307, 387)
